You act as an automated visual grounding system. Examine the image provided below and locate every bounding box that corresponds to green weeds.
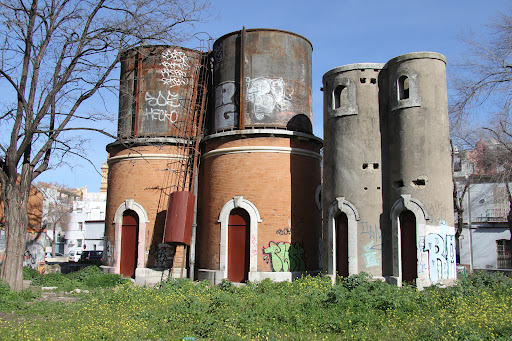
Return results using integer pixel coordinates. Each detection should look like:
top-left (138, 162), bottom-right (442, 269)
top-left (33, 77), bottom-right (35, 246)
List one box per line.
top-left (0, 270), bottom-right (511, 340)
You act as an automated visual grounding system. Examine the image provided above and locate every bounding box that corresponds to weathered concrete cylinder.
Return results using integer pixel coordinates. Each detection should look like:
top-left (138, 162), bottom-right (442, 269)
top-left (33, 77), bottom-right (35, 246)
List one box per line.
top-left (212, 29), bottom-right (313, 133)
top-left (383, 52), bottom-right (453, 226)
top-left (322, 63), bottom-right (384, 279)
top-left (382, 52), bottom-right (456, 288)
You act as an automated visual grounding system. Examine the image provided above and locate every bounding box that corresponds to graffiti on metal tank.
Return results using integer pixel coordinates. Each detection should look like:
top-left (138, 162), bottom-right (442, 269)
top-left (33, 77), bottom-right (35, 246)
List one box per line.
top-left (159, 48), bottom-right (190, 87)
top-left (421, 233), bottom-right (456, 283)
top-left (215, 81), bottom-right (238, 121)
top-left (144, 91), bottom-right (181, 122)
top-left (245, 77), bottom-right (293, 120)
top-left (362, 241), bottom-right (380, 268)
top-left (360, 222), bottom-right (382, 250)
top-left (263, 241), bottom-right (305, 272)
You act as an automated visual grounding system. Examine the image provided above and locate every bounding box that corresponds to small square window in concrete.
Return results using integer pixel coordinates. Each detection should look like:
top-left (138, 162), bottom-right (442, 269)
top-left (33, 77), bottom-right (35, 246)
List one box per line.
top-left (373, 163), bottom-right (379, 169)
top-left (362, 163), bottom-right (368, 169)
top-left (360, 78), bottom-right (366, 84)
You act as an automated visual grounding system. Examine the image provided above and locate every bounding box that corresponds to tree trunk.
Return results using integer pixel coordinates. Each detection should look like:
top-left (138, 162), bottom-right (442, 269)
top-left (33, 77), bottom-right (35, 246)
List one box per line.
top-left (0, 172), bottom-right (31, 291)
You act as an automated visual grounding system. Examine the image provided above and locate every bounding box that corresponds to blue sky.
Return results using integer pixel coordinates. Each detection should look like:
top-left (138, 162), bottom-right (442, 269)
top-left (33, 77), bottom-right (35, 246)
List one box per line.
top-left (36, 0), bottom-right (511, 191)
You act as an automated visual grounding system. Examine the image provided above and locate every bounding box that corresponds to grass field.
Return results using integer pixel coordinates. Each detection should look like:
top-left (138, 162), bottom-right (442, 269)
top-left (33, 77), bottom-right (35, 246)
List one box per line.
top-left (1, 267), bottom-right (511, 340)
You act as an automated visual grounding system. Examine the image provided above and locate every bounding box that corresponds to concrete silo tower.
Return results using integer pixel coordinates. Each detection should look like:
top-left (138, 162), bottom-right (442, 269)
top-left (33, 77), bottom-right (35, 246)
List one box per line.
top-left (104, 46), bottom-right (209, 285)
top-left (197, 29), bottom-right (322, 284)
top-left (322, 52), bottom-right (456, 289)
top-left (381, 52), bottom-right (455, 288)
top-left (322, 63), bottom-right (385, 280)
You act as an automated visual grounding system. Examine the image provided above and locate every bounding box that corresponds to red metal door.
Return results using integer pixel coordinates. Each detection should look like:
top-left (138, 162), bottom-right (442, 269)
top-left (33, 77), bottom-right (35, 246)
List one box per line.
top-left (336, 213), bottom-right (349, 278)
top-left (400, 210), bottom-right (417, 283)
top-left (121, 210), bottom-right (139, 278)
top-left (228, 208), bottom-right (250, 282)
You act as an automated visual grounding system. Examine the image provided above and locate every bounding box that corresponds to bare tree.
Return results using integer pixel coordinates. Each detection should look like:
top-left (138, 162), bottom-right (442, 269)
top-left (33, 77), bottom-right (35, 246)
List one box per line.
top-left (450, 8), bottom-right (512, 243)
top-left (0, 0), bottom-right (211, 290)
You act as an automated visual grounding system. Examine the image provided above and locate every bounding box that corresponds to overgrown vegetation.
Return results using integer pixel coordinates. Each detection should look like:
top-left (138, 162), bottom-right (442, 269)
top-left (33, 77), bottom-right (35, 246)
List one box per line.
top-left (0, 270), bottom-right (511, 340)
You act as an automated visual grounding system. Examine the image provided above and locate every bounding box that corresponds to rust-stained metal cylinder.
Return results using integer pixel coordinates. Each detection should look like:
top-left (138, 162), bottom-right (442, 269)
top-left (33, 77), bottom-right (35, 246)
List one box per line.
top-left (164, 191), bottom-right (196, 245)
top-left (118, 45), bottom-right (203, 138)
top-left (212, 29), bottom-right (313, 133)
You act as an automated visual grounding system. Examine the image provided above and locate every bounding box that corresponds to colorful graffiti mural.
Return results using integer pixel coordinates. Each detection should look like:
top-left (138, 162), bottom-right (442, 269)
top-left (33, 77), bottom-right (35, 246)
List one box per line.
top-left (263, 241), bottom-right (305, 272)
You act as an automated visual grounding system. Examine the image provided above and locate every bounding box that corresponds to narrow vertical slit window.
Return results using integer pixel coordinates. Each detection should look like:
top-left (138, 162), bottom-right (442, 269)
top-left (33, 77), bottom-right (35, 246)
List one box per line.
top-left (398, 75), bottom-right (410, 100)
top-left (333, 85), bottom-right (347, 110)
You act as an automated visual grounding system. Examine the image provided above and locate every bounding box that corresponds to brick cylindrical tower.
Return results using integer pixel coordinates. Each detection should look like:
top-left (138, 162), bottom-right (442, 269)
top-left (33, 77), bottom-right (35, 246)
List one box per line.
top-left (104, 45), bottom-right (205, 285)
top-left (197, 29), bottom-right (323, 284)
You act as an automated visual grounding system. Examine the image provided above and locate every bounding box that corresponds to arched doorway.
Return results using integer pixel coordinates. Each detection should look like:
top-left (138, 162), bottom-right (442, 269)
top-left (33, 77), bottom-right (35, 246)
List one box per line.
top-left (121, 210), bottom-right (139, 278)
top-left (335, 213), bottom-right (349, 278)
top-left (400, 210), bottom-right (417, 283)
top-left (227, 208), bottom-right (250, 282)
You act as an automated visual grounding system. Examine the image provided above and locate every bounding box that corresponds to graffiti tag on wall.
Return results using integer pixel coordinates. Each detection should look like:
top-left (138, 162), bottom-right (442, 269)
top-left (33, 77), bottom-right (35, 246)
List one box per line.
top-left (245, 77), bottom-right (293, 120)
top-left (144, 91), bottom-right (181, 123)
top-left (362, 241), bottom-right (380, 268)
top-left (420, 233), bottom-right (456, 283)
top-left (159, 49), bottom-right (190, 87)
top-left (155, 243), bottom-right (174, 268)
top-left (215, 81), bottom-right (238, 121)
top-left (263, 241), bottom-right (305, 272)
top-left (360, 222), bottom-right (382, 268)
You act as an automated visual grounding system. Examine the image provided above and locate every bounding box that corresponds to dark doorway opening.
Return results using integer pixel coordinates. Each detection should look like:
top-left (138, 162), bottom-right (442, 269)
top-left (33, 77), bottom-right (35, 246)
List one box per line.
top-left (336, 213), bottom-right (349, 278)
top-left (121, 210), bottom-right (139, 278)
top-left (400, 210), bottom-right (417, 283)
top-left (227, 208), bottom-right (250, 282)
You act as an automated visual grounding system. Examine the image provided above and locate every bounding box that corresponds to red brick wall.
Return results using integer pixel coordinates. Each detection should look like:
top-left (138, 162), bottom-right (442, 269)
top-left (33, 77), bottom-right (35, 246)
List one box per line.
top-left (197, 134), bottom-right (322, 272)
top-left (105, 143), bottom-right (182, 267)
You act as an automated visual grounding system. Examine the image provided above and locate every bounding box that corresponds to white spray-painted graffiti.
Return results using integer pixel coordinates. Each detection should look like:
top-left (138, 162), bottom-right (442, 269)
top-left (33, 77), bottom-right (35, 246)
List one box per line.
top-left (144, 91), bottom-right (181, 123)
top-left (263, 241), bottom-right (305, 272)
top-left (215, 81), bottom-right (238, 121)
top-left (245, 77), bottom-right (293, 120)
top-left (159, 49), bottom-right (190, 87)
top-left (420, 233), bottom-right (456, 283)
top-left (24, 238), bottom-right (45, 268)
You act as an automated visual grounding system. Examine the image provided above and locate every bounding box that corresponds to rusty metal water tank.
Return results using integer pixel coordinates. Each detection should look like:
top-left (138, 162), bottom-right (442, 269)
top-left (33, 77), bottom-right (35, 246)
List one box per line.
top-left (212, 29), bottom-right (313, 133)
top-left (118, 45), bottom-right (203, 138)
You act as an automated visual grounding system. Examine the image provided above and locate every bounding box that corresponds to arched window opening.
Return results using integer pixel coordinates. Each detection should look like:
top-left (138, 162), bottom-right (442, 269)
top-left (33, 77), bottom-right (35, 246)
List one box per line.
top-left (398, 75), bottom-right (410, 100)
top-left (333, 85), bottom-right (347, 110)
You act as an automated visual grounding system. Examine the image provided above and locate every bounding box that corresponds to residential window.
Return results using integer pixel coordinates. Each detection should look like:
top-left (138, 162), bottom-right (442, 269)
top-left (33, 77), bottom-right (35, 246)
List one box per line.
top-left (78, 222), bottom-right (83, 230)
top-left (497, 239), bottom-right (512, 269)
top-left (76, 208), bottom-right (83, 213)
top-left (77, 239), bottom-right (82, 248)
